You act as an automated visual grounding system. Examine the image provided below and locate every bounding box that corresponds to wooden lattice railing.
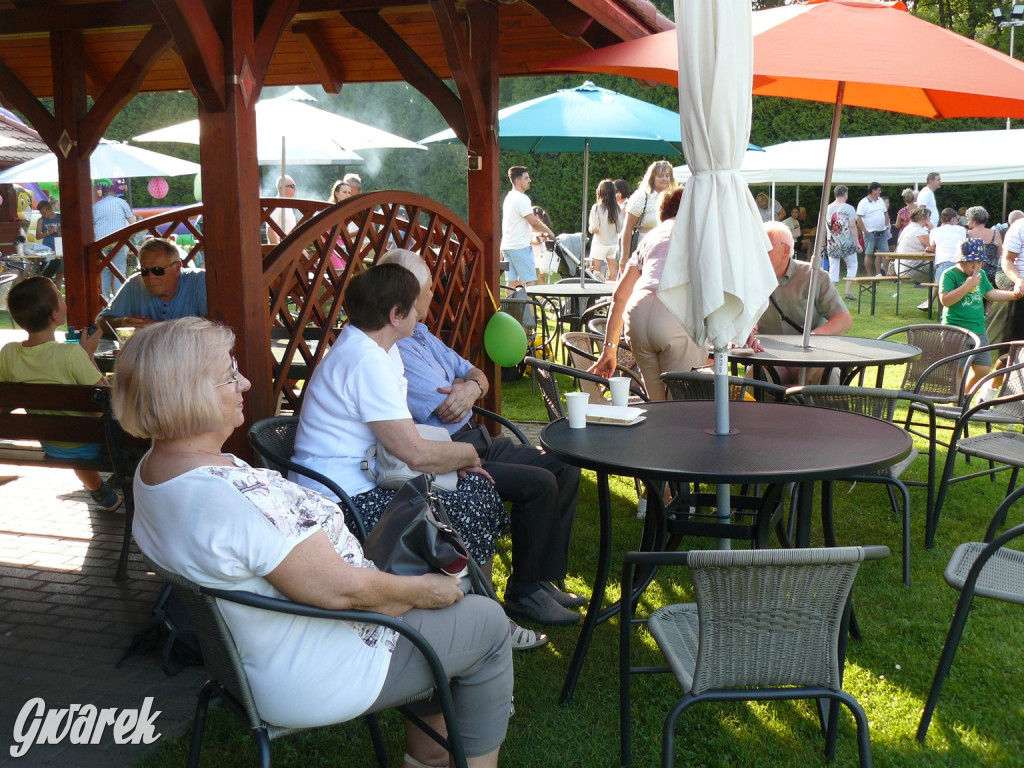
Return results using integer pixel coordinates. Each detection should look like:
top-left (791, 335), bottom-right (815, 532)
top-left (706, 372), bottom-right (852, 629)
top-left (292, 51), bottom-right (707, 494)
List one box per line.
top-left (264, 191), bottom-right (489, 412)
top-left (82, 193), bottom-right (489, 413)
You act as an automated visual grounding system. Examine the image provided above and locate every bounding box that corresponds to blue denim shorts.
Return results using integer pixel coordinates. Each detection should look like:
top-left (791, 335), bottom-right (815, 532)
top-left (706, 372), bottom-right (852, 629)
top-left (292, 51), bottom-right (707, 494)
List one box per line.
top-left (502, 245), bottom-right (536, 284)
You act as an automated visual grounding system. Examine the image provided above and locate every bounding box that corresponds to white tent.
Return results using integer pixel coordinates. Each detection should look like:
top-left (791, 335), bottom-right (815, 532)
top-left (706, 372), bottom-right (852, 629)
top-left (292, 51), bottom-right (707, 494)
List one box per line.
top-left (673, 128), bottom-right (1024, 186)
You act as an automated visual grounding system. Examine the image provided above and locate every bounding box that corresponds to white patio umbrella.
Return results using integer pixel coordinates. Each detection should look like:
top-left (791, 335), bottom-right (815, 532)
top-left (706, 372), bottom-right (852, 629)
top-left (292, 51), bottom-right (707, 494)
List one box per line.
top-left (0, 139), bottom-right (200, 183)
top-left (134, 88), bottom-right (426, 171)
top-left (659, 0), bottom-right (777, 544)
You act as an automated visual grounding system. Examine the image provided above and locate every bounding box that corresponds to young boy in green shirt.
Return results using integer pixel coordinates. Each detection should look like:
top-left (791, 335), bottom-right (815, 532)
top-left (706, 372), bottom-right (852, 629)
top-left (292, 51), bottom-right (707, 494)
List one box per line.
top-left (940, 238), bottom-right (1023, 392)
top-left (0, 277), bottom-right (121, 511)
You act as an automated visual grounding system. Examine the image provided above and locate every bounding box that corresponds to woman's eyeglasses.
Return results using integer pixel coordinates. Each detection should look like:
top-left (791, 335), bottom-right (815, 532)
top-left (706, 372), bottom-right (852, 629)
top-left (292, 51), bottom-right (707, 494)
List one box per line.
top-left (139, 260), bottom-right (180, 277)
top-left (214, 356), bottom-right (241, 389)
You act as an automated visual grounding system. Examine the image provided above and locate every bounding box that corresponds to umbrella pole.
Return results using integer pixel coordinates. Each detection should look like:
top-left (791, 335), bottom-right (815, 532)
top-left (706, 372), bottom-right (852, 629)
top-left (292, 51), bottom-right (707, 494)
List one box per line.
top-left (801, 82), bottom-right (845, 349)
top-left (580, 138), bottom-right (589, 287)
top-left (713, 346), bottom-right (732, 549)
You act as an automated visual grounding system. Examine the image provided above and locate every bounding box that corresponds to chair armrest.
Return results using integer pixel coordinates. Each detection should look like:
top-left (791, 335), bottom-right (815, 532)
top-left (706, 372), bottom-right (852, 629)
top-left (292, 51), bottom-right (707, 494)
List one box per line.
top-left (984, 483), bottom-right (1024, 542)
top-left (200, 587), bottom-right (466, 762)
top-left (472, 405), bottom-right (529, 445)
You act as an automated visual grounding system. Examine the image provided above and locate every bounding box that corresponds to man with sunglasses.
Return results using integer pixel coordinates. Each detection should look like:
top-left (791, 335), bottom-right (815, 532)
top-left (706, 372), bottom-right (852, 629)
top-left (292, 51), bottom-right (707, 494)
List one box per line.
top-left (96, 237), bottom-right (207, 332)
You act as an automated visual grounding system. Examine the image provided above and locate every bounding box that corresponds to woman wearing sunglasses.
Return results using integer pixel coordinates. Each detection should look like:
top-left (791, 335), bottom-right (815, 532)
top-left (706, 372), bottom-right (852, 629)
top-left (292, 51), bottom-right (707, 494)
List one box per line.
top-left (95, 236), bottom-right (208, 333)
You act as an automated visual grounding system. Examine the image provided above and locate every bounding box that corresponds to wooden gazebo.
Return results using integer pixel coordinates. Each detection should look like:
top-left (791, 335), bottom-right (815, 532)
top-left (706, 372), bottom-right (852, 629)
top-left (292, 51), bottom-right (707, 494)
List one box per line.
top-left (0, 0), bottom-right (671, 453)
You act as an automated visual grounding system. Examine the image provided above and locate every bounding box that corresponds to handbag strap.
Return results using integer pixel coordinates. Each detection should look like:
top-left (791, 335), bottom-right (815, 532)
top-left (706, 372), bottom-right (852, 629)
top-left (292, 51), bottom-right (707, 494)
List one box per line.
top-left (768, 294), bottom-right (805, 334)
top-left (428, 489), bottom-right (498, 600)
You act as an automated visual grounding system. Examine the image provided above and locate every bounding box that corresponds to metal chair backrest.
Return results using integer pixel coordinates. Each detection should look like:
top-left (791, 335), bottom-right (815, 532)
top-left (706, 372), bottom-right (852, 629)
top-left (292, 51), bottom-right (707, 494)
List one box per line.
top-left (878, 324), bottom-right (979, 401)
top-left (785, 384), bottom-right (901, 422)
top-left (561, 331), bottom-right (646, 398)
top-left (682, 546), bottom-right (884, 694)
top-left (148, 560), bottom-right (265, 731)
top-left (248, 416), bottom-right (369, 540)
top-left (524, 357), bottom-right (565, 421)
top-left (661, 370), bottom-right (788, 403)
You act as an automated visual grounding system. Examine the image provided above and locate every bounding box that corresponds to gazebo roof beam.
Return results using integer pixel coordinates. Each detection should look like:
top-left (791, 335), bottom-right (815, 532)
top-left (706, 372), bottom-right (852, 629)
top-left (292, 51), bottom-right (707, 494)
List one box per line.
top-left (292, 20), bottom-right (344, 93)
top-left (343, 8), bottom-right (467, 142)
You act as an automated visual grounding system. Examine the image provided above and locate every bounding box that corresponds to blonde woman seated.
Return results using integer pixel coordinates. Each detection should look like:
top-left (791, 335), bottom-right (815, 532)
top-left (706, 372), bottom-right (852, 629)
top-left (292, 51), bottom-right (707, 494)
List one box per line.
top-left (591, 188), bottom-right (705, 401)
top-left (113, 318), bottom-right (512, 768)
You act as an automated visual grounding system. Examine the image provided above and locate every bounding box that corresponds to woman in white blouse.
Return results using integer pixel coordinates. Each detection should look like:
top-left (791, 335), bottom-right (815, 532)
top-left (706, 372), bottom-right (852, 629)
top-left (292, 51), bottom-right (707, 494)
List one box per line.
top-left (619, 160), bottom-right (676, 272)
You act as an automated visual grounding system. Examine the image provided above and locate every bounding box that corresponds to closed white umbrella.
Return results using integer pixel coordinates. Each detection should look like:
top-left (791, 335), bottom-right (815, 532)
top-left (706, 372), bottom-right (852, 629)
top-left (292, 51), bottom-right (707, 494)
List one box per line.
top-left (659, 0), bottom-right (777, 546)
top-left (0, 139), bottom-right (200, 183)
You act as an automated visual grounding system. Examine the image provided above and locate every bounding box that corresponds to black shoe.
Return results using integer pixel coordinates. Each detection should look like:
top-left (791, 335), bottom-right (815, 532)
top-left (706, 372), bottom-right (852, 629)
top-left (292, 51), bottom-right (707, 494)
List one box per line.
top-left (504, 587), bottom-right (582, 626)
top-left (541, 581), bottom-right (587, 608)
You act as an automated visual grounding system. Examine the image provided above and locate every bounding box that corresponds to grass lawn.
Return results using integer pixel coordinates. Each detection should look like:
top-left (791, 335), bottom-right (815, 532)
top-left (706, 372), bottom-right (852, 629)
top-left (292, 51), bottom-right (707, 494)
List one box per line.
top-left (136, 281), bottom-right (1024, 767)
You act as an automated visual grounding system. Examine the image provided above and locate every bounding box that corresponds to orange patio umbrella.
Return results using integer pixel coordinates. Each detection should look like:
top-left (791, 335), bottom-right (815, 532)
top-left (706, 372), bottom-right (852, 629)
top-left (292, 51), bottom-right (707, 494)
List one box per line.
top-left (540, 0), bottom-right (1024, 120)
top-left (540, 0), bottom-right (1024, 346)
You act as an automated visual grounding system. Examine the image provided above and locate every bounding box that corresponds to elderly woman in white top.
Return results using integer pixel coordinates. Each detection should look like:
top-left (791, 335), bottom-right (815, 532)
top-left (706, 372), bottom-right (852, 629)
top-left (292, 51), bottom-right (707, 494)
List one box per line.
top-left (619, 160), bottom-right (676, 272)
top-left (894, 207), bottom-right (933, 277)
top-left (115, 317), bottom-right (512, 768)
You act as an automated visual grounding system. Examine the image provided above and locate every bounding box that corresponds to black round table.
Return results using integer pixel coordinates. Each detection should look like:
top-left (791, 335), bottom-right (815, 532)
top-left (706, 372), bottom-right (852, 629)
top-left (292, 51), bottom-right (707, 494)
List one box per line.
top-left (541, 399), bottom-right (912, 704)
top-left (729, 334), bottom-right (920, 386)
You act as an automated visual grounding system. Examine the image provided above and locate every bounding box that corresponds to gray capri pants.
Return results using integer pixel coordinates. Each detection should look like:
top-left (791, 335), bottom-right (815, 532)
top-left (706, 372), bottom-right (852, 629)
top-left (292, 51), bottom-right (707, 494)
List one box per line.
top-left (369, 594), bottom-right (513, 757)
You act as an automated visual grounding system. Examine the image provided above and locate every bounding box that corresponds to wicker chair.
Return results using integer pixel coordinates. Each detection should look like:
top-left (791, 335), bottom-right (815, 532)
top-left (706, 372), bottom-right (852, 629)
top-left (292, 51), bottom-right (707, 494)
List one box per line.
top-left (561, 331), bottom-right (646, 401)
top-left (526, 356), bottom-right (650, 419)
top-left (147, 558), bottom-right (467, 768)
top-left (929, 385), bottom-right (1024, 546)
top-left (786, 385), bottom-right (938, 586)
top-left (661, 370), bottom-right (788, 403)
top-left (620, 546), bottom-right (890, 768)
top-left (877, 324), bottom-right (979, 403)
top-left (917, 484), bottom-right (1024, 742)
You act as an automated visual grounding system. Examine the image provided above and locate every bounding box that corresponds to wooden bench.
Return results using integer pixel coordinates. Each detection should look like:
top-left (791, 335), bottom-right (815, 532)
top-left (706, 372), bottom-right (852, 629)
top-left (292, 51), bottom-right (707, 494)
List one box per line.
top-left (0, 382), bottom-right (146, 580)
top-left (844, 275), bottom-right (899, 316)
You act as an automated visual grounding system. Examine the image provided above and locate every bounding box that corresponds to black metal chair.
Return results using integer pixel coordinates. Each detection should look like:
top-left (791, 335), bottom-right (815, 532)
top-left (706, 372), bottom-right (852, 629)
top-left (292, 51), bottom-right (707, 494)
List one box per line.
top-left (621, 546), bottom-right (889, 768)
top-left (247, 416), bottom-right (369, 540)
top-left (561, 331), bottom-right (647, 400)
top-left (917, 484), bottom-right (1024, 743)
top-left (147, 558), bottom-right (468, 768)
top-left (786, 385), bottom-right (938, 586)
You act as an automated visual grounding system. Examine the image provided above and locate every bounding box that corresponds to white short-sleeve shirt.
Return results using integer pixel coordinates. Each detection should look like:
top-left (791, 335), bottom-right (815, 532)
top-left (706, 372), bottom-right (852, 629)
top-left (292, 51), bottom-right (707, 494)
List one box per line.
top-left (292, 325), bottom-right (411, 497)
top-left (133, 457), bottom-right (396, 728)
top-left (500, 188), bottom-right (533, 251)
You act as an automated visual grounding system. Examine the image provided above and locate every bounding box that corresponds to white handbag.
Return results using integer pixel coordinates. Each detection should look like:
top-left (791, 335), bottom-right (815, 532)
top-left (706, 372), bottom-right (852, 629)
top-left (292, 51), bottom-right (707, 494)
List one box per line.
top-left (361, 423), bottom-right (460, 493)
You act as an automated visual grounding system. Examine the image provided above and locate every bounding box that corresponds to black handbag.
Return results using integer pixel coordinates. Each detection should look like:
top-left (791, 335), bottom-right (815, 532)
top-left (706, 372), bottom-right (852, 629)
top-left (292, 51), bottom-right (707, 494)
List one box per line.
top-left (361, 474), bottom-right (494, 597)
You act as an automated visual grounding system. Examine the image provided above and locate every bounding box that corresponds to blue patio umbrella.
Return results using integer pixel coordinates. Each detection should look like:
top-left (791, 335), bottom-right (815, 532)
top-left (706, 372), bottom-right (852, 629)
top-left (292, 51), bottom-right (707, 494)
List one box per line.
top-left (422, 81), bottom-right (759, 283)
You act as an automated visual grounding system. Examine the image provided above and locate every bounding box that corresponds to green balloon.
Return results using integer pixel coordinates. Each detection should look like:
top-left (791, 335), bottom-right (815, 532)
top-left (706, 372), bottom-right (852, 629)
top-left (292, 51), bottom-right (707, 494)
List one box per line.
top-left (193, 174), bottom-right (202, 202)
top-left (484, 311), bottom-right (528, 367)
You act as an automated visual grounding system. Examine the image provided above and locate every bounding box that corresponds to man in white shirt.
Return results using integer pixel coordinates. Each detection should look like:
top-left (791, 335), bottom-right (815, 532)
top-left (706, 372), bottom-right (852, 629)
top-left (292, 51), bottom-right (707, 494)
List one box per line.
top-left (917, 172), bottom-right (941, 228)
top-left (501, 166), bottom-right (554, 288)
top-left (1000, 209), bottom-right (1024, 293)
top-left (267, 175), bottom-right (298, 245)
top-left (856, 182), bottom-right (890, 277)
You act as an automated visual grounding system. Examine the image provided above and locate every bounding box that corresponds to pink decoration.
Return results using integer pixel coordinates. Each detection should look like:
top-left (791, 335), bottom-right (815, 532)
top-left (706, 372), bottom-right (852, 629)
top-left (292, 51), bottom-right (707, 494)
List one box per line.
top-left (147, 177), bottom-right (169, 199)
top-left (0, 194), bottom-right (4, 207)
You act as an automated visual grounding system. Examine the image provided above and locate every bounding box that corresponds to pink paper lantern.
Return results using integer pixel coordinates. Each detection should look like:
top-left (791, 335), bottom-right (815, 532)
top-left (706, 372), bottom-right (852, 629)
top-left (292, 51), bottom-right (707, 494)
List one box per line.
top-left (147, 177), bottom-right (169, 199)
top-left (0, 193), bottom-right (4, 207)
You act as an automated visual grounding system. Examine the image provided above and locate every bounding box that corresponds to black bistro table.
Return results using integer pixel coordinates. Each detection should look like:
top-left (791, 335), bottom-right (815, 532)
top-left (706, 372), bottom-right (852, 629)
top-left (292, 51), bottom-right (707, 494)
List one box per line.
top-left (541, 399), bottom-right (912, 704)
top-left (730, 334), bottom-right (921, 387)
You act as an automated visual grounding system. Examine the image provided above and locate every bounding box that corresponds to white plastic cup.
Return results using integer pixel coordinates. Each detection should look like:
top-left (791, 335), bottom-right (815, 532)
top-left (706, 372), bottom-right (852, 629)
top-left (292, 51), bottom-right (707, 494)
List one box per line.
top-left (609, 377), bottom-right (630, 407)
top-left (53, 237), bottom-right (63, 255)
top-left (565, 391), bottom-right (589, 428)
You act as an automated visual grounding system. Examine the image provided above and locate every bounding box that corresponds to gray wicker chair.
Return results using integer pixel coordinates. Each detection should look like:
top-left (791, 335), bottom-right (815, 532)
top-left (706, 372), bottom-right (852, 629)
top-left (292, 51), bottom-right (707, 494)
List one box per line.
top-left (877, 324), bottom-right (979, 403)
top-left (929, 385), bottom-right (1024, 546)
top-left (661, 370), bottom-right (788, 403)
top-left (786, 385), bottom-right (939, 586)
top-left (561, 331), bottom-right (646, 401)
top-left (146, 559), bottom-right (467, 768)
top-left (917, 484), bottom-right (1024, 742)
top-left (621, 546), bottom-right (890, 768)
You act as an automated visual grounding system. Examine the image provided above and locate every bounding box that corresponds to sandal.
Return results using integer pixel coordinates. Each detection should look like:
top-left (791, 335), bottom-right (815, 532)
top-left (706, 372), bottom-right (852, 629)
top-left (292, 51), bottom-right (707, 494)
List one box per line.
top-left (508, 618), bottom-right (548, 651)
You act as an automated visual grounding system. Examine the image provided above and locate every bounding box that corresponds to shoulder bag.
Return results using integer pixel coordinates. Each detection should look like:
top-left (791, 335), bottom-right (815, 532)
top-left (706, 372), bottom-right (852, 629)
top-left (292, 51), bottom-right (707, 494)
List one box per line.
top-left (361, 423), bottom-right (459, 492)
top-left (361, 474), bottom-right (494, 597)
top-left (628, 193), bottom-right (649, 255)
